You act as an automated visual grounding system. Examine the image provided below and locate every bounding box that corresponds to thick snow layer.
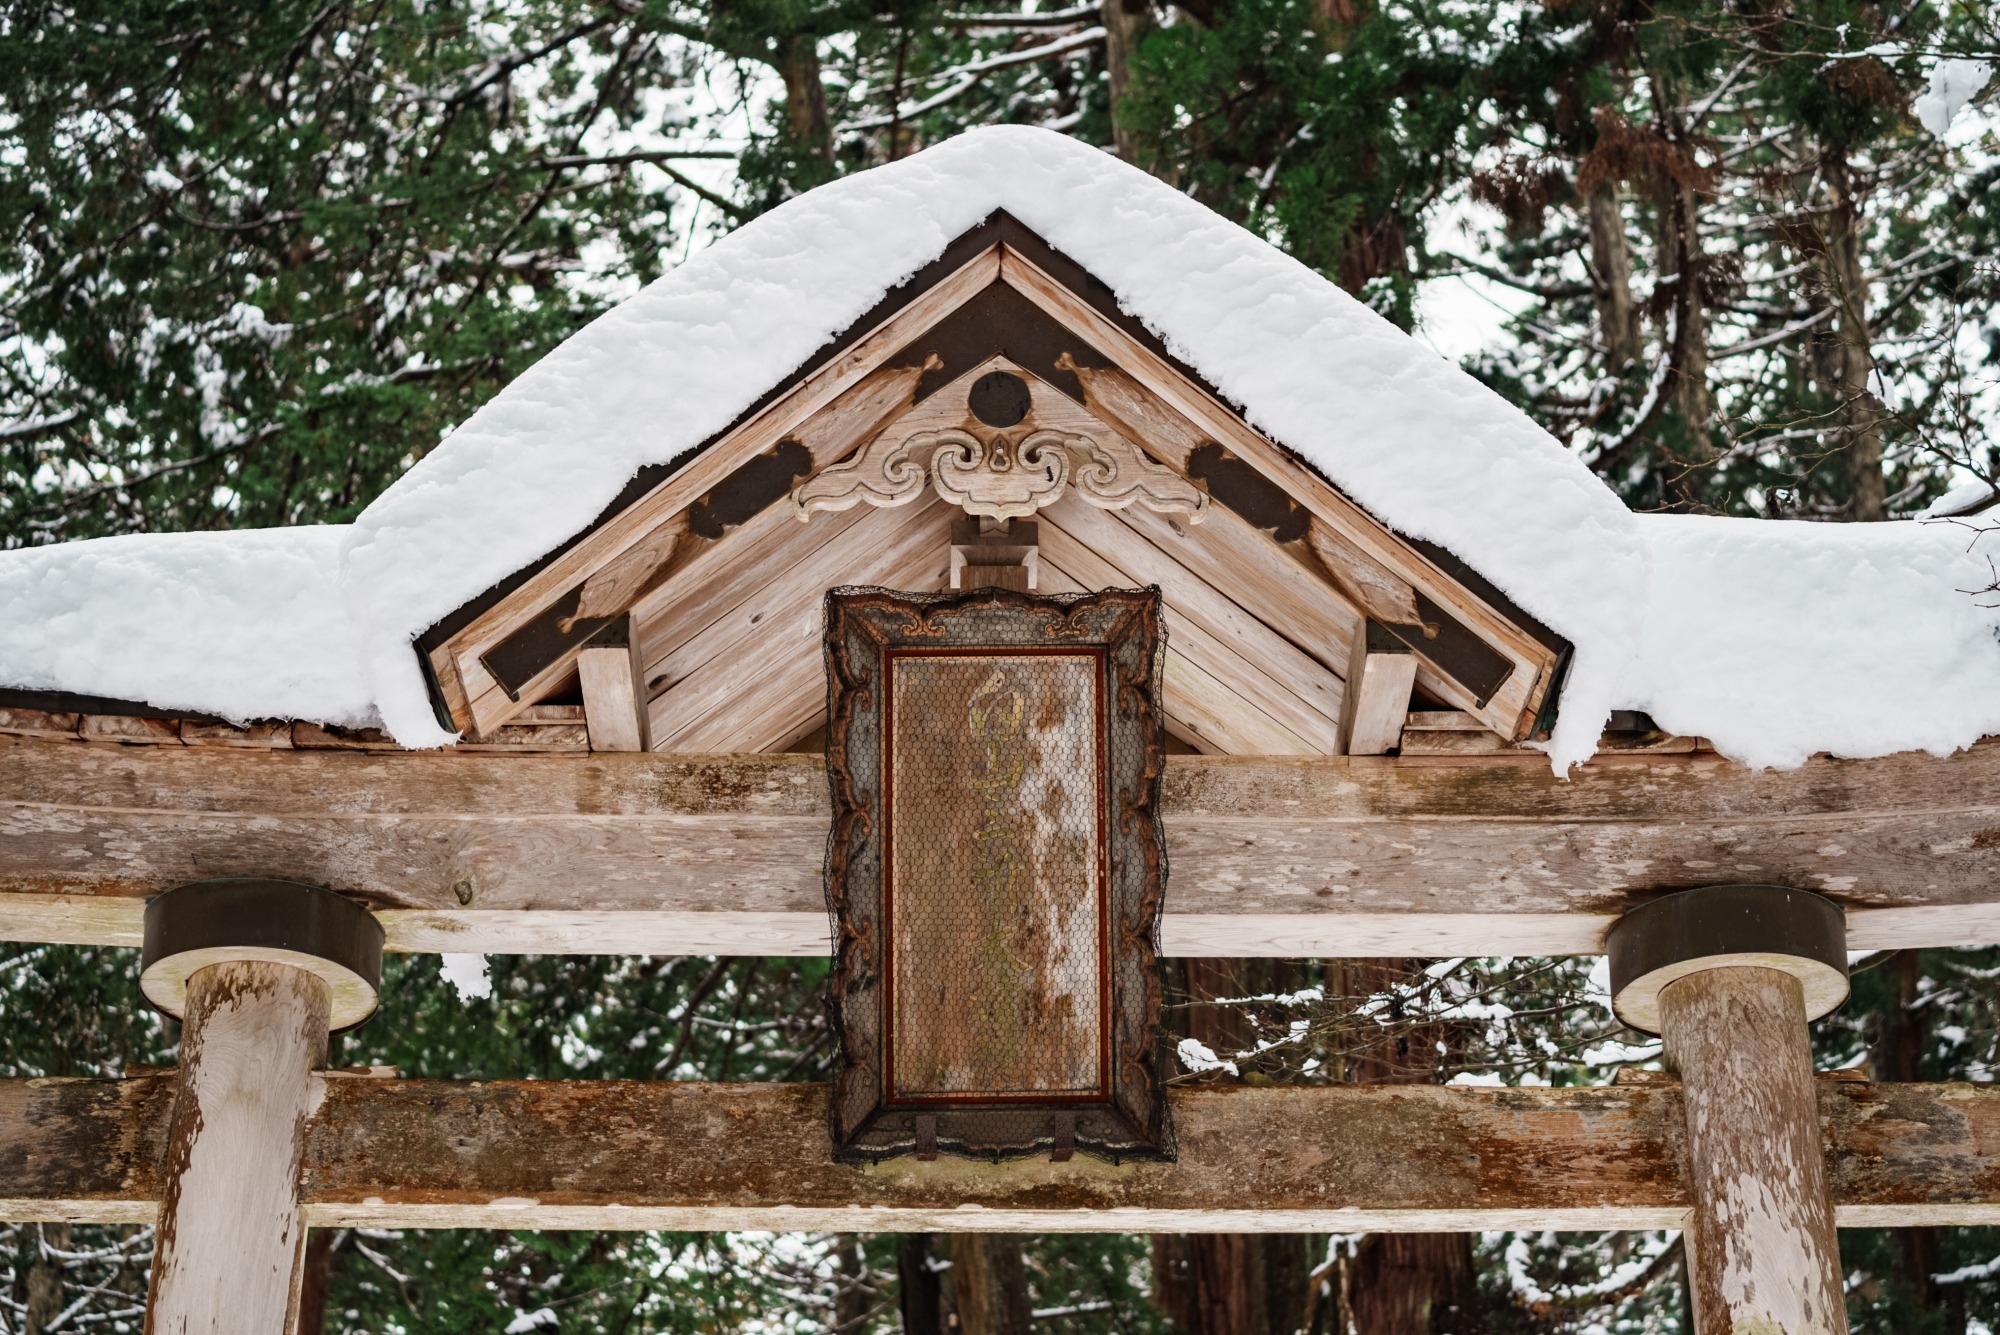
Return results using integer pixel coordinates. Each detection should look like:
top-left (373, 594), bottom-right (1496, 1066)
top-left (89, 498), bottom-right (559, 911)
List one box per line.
top-left (339, 125), bottom-right (1646, 765)
top-left (1916, 58), bottom-right (1993, 138)
top-left (0, 526), bottom-right (376, 725)
top-left (3, 127), bottom-right (1996, 773)
top-left (1625, 514), bottom-right (2000, 769)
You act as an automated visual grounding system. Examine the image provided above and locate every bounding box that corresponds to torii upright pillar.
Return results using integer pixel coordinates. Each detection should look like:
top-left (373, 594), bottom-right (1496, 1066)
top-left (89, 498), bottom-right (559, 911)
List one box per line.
top-left (139, 879), bottom-right (383, 1334)
top-left (1609, 885), bottom-right (1851, 1335)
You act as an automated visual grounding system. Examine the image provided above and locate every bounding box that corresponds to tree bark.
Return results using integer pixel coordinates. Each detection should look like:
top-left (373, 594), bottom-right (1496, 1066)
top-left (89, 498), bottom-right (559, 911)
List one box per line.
top-left (1347, 1235), bottom-right (1474, 1335)
top-left (1587, 184), bottom-right (1640, 368)
top-left (1342, 960), bottom-right (1476, 1335)
top-left (1101, 0), bottom-right (1157, 165)
top-left (774, 34), bottom-right (833, 165)
top-left (1660, 967), bottom-right (1846, 1335)
top-left (1153, 960), bottom-right (1312, 1335)
top-left (834, 1234), bottom-right (871, 1333)
top-left (290, 1230), bottom-right (338, 1335)
top-left (23, 1223), bottom-right (70, 1335)
top-left (950, 1235), bottom-right (1031, 1335)
top-left (1879, 951), bottom-right (1941, 1320)
top-left (1659, 177), bottom-right (1713, 451)
top-left (898, 1234), bottom-right (944, 1335)
top-left (1821, 152), bottom-right (1886, 520)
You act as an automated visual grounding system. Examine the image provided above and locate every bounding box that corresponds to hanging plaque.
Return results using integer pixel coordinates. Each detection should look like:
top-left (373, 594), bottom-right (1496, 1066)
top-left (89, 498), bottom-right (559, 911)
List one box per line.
top-left (821, 586), bottom-right (1173, 1162)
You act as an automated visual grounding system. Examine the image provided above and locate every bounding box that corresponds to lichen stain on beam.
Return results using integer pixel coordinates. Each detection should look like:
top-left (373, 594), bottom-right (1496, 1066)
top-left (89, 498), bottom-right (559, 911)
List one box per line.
top-left (0, 1073), bottom-right (174, 1224)
top-left (9, 1076), bottom-right (2000, 1232)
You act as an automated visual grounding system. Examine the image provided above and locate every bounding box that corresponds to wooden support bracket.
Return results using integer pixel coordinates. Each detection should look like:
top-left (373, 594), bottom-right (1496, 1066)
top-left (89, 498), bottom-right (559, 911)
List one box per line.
top-left (1340, 621), bottom-right (1417, 756)
top-left (950, 516), bottom-right (1039, 591)
top-left (578, 617), bottom-right (649, 753)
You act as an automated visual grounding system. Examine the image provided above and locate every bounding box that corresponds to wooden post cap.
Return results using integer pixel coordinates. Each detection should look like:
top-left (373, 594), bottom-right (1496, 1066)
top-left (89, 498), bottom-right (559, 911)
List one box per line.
top-left (1607, 884), bottom-right (1848, 1034)
top-left (141, 878), bottom-right (384, 1030)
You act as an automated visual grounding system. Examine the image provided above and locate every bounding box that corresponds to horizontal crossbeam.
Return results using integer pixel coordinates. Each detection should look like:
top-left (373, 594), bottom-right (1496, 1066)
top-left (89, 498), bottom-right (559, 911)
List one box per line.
top-left (3, 735), bottom-right (1998, 957)
top-left (4, 1075), bottom-right (1998, 1231)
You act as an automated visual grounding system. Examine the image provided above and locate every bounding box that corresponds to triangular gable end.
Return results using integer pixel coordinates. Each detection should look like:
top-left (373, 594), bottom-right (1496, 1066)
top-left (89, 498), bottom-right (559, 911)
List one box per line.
top-left (418, 214), bottom-right (1569, 756)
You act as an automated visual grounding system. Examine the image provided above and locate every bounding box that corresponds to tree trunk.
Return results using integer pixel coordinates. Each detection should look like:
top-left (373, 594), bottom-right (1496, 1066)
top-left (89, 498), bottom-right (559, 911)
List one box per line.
top-left (1879, 951), bottom-right (1941, 1319)
top-left (291, 1229), bottom-right (338, 1335)
top-left (1155, 1233), bottom-right (1300, 1335)
top-left (1152, 960), bottom-right (1311, 1335)
top-left (1101, 0), bottom-right (1157, 166)
top-left (1821, 152), bottom-right (1886, 520)
top-left (898, 1234), bottom-right (944, 1335)
top-left (1347, 1236), bottom-right (1474, 1335)
top-left (951, 1235), bottom-right (1031, 1335)
top-left (834, 1234), bottom-right (871, 1333)
top-left (1343, 960), bottom-right (1476, 1335)
top-left (23, 1223), bottom-right (70, 1335)
top-left (1587, 183), bottom-right (1640, 368)
top-left (774, 33), bottom-right (833, 164)
top-left (1659, 177), bottom-right (1713, 452)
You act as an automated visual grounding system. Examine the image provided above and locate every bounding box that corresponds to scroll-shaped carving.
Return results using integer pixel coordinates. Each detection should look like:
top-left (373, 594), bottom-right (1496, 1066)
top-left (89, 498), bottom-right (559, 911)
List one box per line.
top-left (790, 429), bottom-right (936, 520)
top-left (1072, 431), bottom-right (1209, 522)
top-left (930, 429), bottom-right (1070, 521)
top-left (792, 421), bottom-right (1209, 525)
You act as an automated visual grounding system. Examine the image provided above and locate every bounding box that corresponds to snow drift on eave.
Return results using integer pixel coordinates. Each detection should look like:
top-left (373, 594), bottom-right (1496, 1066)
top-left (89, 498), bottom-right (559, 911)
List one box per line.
top-left (338, 125), bottom-right (1648, 767)
top-left (0, 525), bottom-right (377, 726)
top-left (1627, 514), bottom-right (2000, 769)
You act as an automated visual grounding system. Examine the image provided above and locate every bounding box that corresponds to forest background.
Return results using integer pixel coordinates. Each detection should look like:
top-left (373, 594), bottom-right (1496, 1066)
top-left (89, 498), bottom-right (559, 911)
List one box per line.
top-left (1, 0), bottom-right (1998, 1330)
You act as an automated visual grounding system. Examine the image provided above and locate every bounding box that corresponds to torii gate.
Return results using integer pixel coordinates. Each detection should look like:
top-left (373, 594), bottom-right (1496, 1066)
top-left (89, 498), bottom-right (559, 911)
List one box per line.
top-left (3, 127), bottom-right (1998, 1334)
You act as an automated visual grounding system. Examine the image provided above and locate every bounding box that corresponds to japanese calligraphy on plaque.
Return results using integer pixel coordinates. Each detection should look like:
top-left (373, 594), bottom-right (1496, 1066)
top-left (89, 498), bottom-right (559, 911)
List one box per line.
top-left (821, 586), bottom-right (1173, 1163)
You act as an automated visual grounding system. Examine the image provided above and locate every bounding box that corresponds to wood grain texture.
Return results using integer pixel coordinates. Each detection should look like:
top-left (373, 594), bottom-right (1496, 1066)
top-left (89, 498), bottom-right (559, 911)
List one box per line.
top-left (1341, 623), bottom-right (1418, 756)
top-left (146, 961), bottom-right (329, 1335)
top-left (1041, 492), bottom-right (1347, 743)
top-left (1010, 256), bottom-right (1556, 736)
top-left (1662, 968), bottom-right (1846, 1335)
top-left (648, 494), bottom-right (955, 753)
top-left (5, 737), bottom-right (2000, 955)
top-left (442, 253), bottom-right (996, 736)
top-left (1035, 530), bottom-right (1323, 755)
top-left (11, 1076), bottom-right (2000, 1231)
top-left (578, 645), bottom-right (646, 753)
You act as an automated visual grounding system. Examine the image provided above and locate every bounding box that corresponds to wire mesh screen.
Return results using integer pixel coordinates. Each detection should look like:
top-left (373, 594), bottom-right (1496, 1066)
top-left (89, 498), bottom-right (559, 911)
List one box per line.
top-left (888, 651), bottom-right (1107, 1101)
top-left (823, 586), bottom-right (1173, 1163)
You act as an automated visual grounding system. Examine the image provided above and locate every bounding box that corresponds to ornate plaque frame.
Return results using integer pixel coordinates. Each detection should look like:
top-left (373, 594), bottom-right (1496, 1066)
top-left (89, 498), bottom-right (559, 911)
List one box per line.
top-left (822, 586), bottom-right (1173, 1163)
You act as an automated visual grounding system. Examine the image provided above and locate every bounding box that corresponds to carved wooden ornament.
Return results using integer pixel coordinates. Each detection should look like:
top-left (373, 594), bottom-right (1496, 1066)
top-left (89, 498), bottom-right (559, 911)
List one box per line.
top-left (792, 424), bottom-right (1207, 523)
top-left (932, 429), bottom-right (1070, 519)
top-left (1072, 431), bottom-right (1209, 520)
top-left (821, 585), bottom-right (1174, 1163)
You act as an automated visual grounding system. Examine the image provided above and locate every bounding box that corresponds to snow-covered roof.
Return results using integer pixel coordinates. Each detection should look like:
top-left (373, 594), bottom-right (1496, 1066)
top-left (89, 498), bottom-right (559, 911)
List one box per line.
top-left (0, 525), bottom-right (375, 725)
top-left (3, 126), bottom-right (1997, 770)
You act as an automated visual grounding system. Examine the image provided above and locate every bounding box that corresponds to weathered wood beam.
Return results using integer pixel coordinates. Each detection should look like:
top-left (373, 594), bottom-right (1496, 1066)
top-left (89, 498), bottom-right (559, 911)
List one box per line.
top-left (4, 736), bottom-right (2000, 956)
top-left (6, 1076), bottom-right (2000, 1232)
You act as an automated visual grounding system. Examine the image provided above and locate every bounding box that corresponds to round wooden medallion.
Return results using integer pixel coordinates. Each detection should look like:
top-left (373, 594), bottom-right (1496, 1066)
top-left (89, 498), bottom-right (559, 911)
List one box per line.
top-left (968, 371), bottom-right (1032, 427)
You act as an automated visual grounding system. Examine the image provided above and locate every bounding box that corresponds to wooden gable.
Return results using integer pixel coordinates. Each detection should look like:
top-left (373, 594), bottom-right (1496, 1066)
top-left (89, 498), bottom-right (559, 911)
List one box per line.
top-left (418, 216), bottom-right (1569, 756)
